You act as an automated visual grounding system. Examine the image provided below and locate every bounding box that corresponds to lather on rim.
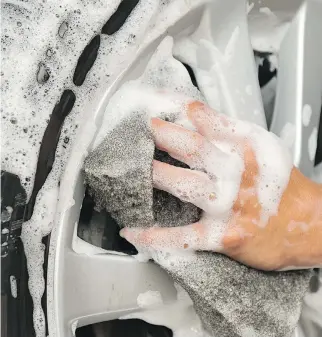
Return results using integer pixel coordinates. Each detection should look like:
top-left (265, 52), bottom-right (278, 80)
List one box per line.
top-left (1, 1), bottom-right (322, 337)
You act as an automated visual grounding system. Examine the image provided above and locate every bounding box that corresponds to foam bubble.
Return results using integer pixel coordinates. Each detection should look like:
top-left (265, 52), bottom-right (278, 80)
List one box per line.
top-left (248, 6), bottom-right (291, 53)
top-left (308, 127), bottom-right (318, 161)
top-left (137, 290), bottom-right (163, 308)
top-left (302, 104), bottom-right (312, 127)
top-left (10, 275), bottom-right (18, 298)
top-left (121, 263), bottom-right (209, 337)
top-left (280, 122), bottom-right (296, 150)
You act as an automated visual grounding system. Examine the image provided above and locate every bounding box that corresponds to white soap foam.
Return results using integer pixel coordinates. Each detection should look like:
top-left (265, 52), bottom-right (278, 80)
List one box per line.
top-left (308, 127), bottom-right (318, 161)
top-left (89, 35), bottom-right (214, 335)
top-left (2, 0), bottom-right (298, 335)
top-left (2, 1), bottom-right (207, 336)
top-left (121, 281), bottom-right (210, 337)
top-left (94, 36), bottom-right (203, 149)
top-left (302, 104), bottom-right (312, 127)
top-left (21, 186), bottom-right (59, 337)
top-left (211, 116), bottom-right (293, 227)
top-left (268, 54), bottom-right (278, 71)
top-left (10, 275), bottom-right (18, 298)
top-left (252, 128), bottom-right (293, 225)
top-left (280, 122), bottom-right (296, 150)
top-left (1, 0), bottom-right (123, 198)
top-left (137, 290), bottom-right (164, 308)
top-left (107, 25), bottom-right (292, 251)
top-left (176, 33), bottom-right (292, 227)
top-left (248, 7), bottom-right (292, 54)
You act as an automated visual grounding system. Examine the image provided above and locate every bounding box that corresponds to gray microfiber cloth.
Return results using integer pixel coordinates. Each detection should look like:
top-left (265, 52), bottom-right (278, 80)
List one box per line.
top-left (83, 113), bottom-right (311, 337)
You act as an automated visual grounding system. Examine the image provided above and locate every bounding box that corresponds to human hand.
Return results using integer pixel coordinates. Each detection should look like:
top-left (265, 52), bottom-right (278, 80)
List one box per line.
top-left (121, 101), bottom-right (322, 271)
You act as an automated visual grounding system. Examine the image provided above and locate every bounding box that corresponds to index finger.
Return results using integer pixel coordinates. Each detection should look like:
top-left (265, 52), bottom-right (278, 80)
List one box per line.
top-left (151, 117), bottom-right (207, 168)
top-left (186, 101), bottom-right (252, 142)
top-left (120, 223), bottom-right (207, 251)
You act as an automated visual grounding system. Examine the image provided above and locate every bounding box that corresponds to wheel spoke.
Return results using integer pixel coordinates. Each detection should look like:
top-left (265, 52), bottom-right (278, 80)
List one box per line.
top-left (59, 250), bottom-right (177, 331)
top-left (270, 1), bottom-right (322, 176)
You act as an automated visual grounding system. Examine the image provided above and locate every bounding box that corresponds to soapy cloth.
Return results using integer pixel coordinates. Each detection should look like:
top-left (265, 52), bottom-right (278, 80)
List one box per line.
top-left (83, 113), bottom-right (311, 337)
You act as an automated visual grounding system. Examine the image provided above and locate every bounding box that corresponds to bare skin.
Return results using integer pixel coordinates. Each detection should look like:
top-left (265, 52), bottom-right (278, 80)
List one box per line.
top-left (121, 101), bottom-right (322, 271)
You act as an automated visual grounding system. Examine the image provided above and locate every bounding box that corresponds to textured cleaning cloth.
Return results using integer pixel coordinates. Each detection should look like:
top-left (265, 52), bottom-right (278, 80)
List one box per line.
top-left (84, 113), bottom-right (311, 337)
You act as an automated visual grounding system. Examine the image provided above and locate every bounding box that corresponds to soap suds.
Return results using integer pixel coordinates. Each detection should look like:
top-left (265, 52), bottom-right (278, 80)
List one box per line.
top-left (248, 6), bottom-right (292, 54)
top-left (96, 22), bottom-right (292, 244)
top-left (3, 0), bottom-right (303, 335)
top-left (10, 275), bottom-right (18, 298)
top-left (280, 122), bottom-right (296, 150)
top-left (308, 127), bottom-right (318, 161)
top-left (268, 54), bottom-right (278, 71)
top-left (2, 1), bottom-right (207, 336)
top-left (302, 104), bottom-right (312, 127)
top-left (137, 290), bottom-right (164, 308)
top-left (121, 283), bottom-right (209, 337)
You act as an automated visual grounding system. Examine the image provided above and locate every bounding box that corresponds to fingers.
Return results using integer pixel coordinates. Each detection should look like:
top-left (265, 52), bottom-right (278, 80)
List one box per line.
top-left (120, 222), bottom-right (206, 251)
top-left (151, 118), bottom-right (206, 168)
top-left (151, 117), bottom-right (242, 215)
top-left (153, 160), bottom-right (218, 213)
top-left (185, 101), bottom-right (252, 142)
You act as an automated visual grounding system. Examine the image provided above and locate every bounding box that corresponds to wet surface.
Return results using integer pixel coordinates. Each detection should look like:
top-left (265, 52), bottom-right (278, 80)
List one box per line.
top-left (73, 35), bottom-right (101, 86)
top-left (101, 0), bottom-right (140, 35)
top-left (1, 172), bottom-right (35, 337)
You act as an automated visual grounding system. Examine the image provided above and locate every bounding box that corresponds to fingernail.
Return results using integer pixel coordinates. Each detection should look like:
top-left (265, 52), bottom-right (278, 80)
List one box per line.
top-left (187, 101), bottom-right (205, 113)
top-left (186, 101), bottom-right (213, 125)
